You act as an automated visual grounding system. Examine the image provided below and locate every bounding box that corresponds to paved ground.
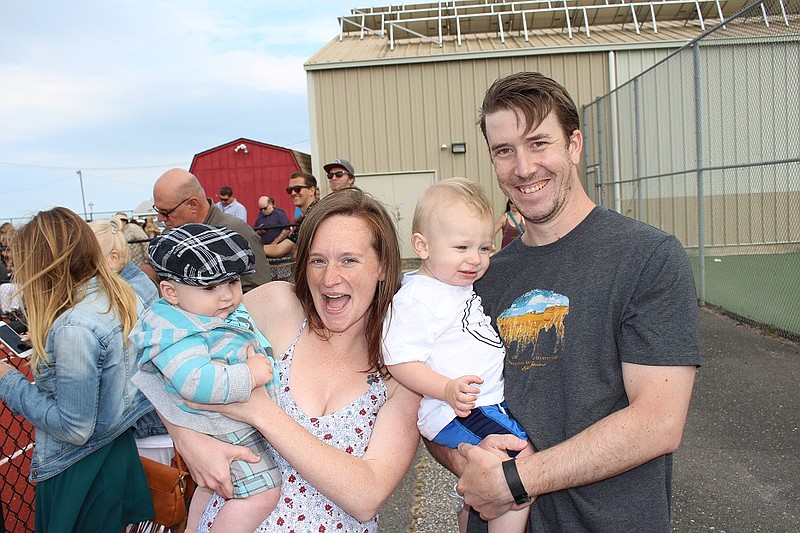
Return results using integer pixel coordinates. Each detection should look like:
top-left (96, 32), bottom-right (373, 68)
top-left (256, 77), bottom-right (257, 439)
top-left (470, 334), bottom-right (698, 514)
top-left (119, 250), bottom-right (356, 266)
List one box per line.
top-left (380, 307), bottom-right (800, 532)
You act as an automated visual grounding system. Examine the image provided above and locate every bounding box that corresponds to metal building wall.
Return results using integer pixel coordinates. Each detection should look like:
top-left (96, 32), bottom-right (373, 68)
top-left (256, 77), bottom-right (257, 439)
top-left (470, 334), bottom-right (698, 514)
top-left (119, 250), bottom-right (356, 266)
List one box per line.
top-left (307, 52), bottom-right (609, 208)
top-left (614, 48), bottom-right (675, 86)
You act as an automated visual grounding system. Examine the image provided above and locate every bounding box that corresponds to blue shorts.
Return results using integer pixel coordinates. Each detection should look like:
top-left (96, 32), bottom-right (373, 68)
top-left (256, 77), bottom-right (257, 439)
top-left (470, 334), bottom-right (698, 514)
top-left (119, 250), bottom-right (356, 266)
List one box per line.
top-left (432, 402), bottom-right (529, 456)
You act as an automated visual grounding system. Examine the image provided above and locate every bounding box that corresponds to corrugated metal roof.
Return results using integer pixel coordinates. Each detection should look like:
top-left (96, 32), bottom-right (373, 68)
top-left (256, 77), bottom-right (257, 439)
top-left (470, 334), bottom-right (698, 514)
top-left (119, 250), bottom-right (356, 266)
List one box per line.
top-left (306, 18), bottom-right (707, 69)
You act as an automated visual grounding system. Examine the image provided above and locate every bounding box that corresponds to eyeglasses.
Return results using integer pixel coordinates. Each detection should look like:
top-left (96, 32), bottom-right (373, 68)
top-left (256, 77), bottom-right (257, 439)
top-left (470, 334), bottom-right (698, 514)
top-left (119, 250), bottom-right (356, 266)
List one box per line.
top-left (259, 206), bottom-right (270, 211)
top-left (286, 185), bottom-right (310, 195)
top-left (327, 171), bottom-right (350, 179)
top-left (153, 197), bottom-right (191, 217)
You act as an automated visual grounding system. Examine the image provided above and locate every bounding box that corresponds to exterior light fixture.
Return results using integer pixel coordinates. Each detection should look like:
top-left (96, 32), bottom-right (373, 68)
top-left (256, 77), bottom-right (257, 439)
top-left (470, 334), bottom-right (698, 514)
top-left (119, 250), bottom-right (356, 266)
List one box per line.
top-left (451, 142), bottom-right (466, 154)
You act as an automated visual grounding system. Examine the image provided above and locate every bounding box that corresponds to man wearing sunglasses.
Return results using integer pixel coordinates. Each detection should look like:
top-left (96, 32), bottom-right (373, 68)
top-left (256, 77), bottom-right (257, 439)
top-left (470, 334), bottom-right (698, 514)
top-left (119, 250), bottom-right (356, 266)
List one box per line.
top-left (264, 171), bottom-right (318, 259)
top-left (322, 158), bottom-right (355, 193)
top-left (254, 196), bottom-right (290, 246)
top-left (215, 185), bottom-right (248, 223)
top-left (149, 168), bottom-right (271, 292)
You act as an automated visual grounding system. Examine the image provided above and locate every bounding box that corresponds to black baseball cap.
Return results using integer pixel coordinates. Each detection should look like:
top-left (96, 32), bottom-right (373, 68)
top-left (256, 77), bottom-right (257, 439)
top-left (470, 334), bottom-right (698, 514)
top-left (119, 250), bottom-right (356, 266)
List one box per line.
top-left (149, 223), bottom-right (255, 286)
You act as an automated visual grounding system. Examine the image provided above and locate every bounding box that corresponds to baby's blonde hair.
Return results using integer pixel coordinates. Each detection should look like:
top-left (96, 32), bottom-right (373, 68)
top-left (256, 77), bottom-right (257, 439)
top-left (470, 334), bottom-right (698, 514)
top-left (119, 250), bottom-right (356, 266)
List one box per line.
top-left (412, 177), bottom-right (494, 235)
top-left (88, 218), bottom-right (131, 272)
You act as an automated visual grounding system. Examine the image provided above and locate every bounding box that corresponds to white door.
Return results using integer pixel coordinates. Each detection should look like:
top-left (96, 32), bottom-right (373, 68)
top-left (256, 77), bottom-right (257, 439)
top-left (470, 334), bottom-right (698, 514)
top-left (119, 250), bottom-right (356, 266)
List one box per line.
top-left (357, 171), bottom-right (436, 259)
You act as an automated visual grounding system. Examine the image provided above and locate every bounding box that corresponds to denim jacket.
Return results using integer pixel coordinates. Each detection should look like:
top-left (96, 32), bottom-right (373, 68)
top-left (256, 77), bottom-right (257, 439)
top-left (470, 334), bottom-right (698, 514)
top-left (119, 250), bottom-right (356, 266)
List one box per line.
top-left (0, 277), bottom-right (151, 481)
top-left (117, 261), bottom-right (168, 439)
top-left (119, 261), bottom-right (158, 308)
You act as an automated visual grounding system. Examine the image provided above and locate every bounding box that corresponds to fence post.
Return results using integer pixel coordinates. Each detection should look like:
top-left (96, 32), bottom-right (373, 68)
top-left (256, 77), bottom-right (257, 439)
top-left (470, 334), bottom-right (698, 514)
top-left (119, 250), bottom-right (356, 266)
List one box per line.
top-left (693, 41), bottom-right (706, 306)
top-left (582, 103), bottom-right (591, 197)
top-left (634, 77), bottom-right (644, 221)
top-left (609, 51), bottom-right (622, 213)
top-left (596, 97), bottom-right (606, 208)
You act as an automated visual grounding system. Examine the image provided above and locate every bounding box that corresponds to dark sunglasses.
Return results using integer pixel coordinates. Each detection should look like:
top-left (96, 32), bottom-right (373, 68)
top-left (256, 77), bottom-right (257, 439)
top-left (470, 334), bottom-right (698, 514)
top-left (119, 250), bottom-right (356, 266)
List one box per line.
top-left (259, 206), bottom-right (270, 211)
top-left (327, 171), bottom-right (349, 179)
top-left (153, 197), bottom-right (191, 217)
top-left (286, 185), bottom-right (310, 195)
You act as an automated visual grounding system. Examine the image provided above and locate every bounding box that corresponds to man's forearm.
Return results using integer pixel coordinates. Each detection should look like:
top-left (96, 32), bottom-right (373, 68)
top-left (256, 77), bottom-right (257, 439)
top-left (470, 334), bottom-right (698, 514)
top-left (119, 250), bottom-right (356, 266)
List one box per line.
top-left (517, 365), bottom-right (696, 497)
top-left (270, 229), bottom-right (290, 245)
top-left (423, 437), bottom-right (467, 476)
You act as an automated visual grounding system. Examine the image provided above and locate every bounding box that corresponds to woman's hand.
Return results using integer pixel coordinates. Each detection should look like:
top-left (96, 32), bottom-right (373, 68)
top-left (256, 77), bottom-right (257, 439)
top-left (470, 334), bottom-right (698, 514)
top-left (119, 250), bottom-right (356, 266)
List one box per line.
top-left (165, 419), bottom-right (259, 499)
top-left (0, 361), bottom-right (16, 379)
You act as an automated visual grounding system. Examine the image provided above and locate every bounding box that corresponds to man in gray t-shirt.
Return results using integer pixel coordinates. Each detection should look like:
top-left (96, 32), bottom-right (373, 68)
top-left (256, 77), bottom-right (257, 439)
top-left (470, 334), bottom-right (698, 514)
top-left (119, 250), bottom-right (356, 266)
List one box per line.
top-left (426, 72), bottom-right (700, 532)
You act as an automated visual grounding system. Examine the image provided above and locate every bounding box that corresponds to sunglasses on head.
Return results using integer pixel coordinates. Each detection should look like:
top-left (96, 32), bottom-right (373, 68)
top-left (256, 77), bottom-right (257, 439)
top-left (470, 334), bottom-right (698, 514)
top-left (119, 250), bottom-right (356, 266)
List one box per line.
top-left (286, 185), bottom-right (310, 195)
top-left (327, 171), bottom-right (349, 179)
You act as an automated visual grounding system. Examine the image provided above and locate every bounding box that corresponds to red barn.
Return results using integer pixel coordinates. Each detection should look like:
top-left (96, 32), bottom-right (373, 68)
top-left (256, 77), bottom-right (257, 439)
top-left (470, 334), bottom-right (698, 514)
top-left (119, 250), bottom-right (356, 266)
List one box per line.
top-left (189, 138), bottom-right (311, 226)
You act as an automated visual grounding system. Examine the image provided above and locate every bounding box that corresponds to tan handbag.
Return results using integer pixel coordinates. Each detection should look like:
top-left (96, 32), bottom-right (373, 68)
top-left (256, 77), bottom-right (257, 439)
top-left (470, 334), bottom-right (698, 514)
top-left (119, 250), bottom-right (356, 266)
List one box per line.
top-left (131, 452), bottom-right (195, 533)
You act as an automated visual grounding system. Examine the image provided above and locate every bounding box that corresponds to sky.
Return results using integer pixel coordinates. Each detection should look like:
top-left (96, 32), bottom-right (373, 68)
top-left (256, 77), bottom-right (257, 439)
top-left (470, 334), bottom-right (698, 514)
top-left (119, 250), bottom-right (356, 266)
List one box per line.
top-left (0, 0), bottom-right (358, 223)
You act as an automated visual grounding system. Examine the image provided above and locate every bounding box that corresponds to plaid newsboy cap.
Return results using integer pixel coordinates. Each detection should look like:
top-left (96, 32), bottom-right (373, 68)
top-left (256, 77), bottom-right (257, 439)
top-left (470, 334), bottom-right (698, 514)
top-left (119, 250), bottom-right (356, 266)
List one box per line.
top-left (148, 223), bottom-right (255, 286)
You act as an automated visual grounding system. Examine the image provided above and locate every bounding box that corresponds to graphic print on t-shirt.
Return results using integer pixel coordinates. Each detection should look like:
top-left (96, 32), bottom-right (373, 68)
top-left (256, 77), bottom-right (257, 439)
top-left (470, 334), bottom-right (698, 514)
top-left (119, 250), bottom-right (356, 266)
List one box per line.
top-left (497, 289), bottom-right (569, 369)
top-left (462, 292), bottom-right (505, 349)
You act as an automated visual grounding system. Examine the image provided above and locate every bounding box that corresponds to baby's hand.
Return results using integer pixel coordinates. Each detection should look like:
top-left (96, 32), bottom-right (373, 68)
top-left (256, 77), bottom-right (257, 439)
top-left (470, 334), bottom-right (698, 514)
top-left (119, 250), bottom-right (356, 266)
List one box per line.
top-left (444, 375), bottom-right (483, 417)
top-left (244, 346), bottom-right (274, 389)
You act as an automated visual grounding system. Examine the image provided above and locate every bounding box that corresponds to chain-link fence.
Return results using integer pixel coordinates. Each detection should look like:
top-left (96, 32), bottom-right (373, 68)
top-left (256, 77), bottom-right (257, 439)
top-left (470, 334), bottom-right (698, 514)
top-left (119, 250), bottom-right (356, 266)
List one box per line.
top-left (0, 341), bottom-right (35, 533)
top-left (582, 0), bottom-right (800, 338)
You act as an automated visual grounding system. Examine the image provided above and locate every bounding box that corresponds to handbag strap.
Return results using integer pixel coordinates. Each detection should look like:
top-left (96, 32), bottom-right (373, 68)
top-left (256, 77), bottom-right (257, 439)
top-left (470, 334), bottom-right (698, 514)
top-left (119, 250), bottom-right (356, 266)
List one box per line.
top-left (173, 450), bottom-right (186, 472)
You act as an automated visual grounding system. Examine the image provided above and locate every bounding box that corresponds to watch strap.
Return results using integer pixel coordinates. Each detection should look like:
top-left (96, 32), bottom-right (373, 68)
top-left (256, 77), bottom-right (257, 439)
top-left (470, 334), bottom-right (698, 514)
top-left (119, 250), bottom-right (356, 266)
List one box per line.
top-left (502, 458), bottom-right (531, 505)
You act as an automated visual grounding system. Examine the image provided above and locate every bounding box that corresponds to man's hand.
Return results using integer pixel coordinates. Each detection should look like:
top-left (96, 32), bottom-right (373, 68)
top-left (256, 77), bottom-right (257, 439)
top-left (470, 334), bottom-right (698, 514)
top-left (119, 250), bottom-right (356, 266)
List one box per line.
top-left (457, 435), bottom-right (531, 520)
top-left (444, 375), bottom-right (483, 417)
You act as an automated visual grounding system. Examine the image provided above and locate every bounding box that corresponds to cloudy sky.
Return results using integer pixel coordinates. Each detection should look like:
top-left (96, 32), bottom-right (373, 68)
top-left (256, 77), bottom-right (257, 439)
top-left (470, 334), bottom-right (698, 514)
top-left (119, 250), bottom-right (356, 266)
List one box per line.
top-left (1, 0), bottom-right (357, 222)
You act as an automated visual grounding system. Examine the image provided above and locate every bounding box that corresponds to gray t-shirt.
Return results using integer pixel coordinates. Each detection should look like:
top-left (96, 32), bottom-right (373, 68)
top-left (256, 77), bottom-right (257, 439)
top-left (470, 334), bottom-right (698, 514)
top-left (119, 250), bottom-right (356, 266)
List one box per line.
top-left (469, 206), bottom-right (701, 533)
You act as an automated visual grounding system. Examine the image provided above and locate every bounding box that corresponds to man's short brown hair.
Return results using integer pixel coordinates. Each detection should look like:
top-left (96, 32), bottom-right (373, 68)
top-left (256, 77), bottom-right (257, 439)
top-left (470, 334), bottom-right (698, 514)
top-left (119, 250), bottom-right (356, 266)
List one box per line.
top-left (479, 71), bottom-right (580, 145)
top-left (290, 171), bottom-right (318, 189)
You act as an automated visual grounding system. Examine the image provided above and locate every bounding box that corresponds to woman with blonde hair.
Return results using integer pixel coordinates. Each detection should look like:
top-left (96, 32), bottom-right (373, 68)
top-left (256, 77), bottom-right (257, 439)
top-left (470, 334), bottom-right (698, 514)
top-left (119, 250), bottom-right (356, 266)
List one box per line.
top-left (143, 216), bottom-right (161, 239)
top-left (89, 218), bottom-right (158, 308)
top-left (90, 218), bottom-right (172, 463)
top-left (0, 207), bottom-right (154, 531)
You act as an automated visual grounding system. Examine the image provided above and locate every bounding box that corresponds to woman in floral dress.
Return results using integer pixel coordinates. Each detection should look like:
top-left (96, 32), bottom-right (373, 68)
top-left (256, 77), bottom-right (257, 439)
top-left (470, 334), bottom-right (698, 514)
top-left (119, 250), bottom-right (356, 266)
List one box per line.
top-left (166, 188), bottom-right (421, 532)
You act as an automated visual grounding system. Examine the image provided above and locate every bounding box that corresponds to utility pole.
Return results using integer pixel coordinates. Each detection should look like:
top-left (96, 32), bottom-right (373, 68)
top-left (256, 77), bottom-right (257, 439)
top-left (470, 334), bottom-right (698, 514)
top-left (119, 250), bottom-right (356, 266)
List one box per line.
top-left (76, 170), bottom-right (88, 220)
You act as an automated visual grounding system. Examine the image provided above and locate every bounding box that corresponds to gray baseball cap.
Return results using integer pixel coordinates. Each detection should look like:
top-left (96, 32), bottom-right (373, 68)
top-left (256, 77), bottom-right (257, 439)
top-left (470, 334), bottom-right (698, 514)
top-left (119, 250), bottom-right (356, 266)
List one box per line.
top-left (323, 158), bottom-right (355, 176)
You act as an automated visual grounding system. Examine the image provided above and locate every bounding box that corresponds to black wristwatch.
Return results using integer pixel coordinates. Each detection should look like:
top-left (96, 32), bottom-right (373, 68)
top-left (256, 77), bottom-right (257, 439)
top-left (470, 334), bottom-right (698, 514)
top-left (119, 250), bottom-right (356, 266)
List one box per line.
top-left (502, 458), bottom-right (531, 505)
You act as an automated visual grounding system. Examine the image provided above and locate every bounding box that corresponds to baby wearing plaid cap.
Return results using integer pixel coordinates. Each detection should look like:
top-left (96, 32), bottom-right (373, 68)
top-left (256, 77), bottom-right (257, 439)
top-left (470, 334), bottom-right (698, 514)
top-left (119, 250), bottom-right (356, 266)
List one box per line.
top-left (130, 223), bottom-right (280, 532)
